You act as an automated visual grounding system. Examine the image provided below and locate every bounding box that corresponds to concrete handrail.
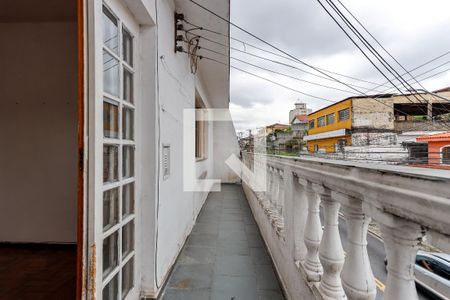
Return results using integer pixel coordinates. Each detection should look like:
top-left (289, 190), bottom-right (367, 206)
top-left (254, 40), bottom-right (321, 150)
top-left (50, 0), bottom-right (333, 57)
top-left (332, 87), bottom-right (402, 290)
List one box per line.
top-left (241, 152), bottom-right (450, 300)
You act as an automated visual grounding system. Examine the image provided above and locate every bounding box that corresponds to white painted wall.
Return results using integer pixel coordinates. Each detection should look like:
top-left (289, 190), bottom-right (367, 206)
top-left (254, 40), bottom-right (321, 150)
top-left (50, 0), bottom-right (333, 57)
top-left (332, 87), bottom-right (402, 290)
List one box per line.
top-left (0, 22), bottom-right (78, 243)
top-left (154, 0), bottom-right (214, 287)
top-left (148, 0), bottom-right (237, 294)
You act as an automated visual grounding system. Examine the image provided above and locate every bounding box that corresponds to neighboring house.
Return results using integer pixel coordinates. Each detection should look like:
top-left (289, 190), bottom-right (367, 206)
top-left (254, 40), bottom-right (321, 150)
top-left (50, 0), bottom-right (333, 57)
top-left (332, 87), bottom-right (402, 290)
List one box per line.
top-left (416, 132), bottom-right (450, 168)
top-left (291, 115), bottom-right (308, 138)
top-left (305, 90), bottom-right (450, 153)
top-left (305, 95), bottom-right (396, 153)
top-left (265, 123), bottom-right (290, 135)
top-left (0, 1), bottom-right (239, 299)
top-left (393, 88), bottom-right (450, 132)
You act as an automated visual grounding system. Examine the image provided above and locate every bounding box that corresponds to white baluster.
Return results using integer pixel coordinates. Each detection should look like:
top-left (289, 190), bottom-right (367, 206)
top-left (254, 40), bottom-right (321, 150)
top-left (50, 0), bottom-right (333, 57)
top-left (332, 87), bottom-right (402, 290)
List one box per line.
top-left (301, 180), bottom-right (323, 282)
top-left (293, 176), bottom-right (308, 263)
top-left (267, 166), bottom-right (273, 203)
top-left (316, 186), bottom-right (346, 299)
top-left (278, 169), bottom-right (285, 214)
top-left (364, 203), bottom-right (426, 300)
top-left (336, 192), bottom-right (376, 300)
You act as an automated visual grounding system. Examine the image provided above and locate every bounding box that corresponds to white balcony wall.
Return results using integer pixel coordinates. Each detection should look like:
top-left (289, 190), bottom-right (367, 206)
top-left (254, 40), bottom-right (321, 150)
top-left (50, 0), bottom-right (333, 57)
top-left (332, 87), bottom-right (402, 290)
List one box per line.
top-left (144, 0), bottom-right (239, 296)
top-left (242, 153), bottom-right (450, 300)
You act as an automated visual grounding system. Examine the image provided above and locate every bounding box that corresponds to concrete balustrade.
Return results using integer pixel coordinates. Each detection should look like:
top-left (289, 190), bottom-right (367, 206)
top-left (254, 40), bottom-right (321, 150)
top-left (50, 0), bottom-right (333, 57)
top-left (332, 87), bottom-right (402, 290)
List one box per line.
top-left (316, 186), bottom-right (346, 299)
top-left (338, 192), bottom-right (376, 300)
top-left (240, 152), bottom-right (450, 300)
top-left (301, 180), bottom-right (323, 282)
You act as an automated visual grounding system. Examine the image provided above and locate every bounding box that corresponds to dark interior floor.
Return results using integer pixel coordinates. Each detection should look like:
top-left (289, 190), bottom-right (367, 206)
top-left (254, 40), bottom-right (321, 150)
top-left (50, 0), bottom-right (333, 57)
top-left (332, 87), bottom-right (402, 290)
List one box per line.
top-left (0, 244), bottom-right (76, 300)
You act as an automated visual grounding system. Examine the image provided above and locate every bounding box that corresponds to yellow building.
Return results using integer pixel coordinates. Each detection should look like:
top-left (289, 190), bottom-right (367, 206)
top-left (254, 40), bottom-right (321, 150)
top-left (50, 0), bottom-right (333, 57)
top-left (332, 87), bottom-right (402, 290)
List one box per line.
top-left (305, 89), bottom-right (450, 153)
top-left (305, 99), bottom-right (353, 153)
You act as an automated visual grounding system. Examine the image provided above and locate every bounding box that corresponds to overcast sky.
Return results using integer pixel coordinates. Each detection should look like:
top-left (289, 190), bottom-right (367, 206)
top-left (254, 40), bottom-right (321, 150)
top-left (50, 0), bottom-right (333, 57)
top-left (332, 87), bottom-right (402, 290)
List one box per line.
top-left (228, 0), bottom-right (450, 133)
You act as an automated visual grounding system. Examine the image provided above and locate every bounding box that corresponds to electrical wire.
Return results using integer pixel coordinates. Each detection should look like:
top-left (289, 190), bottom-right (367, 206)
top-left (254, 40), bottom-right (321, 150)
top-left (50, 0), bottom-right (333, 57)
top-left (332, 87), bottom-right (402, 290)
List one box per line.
top-left (181, 50), bottom-right (335, 103)
top-left (181, 49), bottom-right (425, 119)
top-left (185, 0), bottom-right (450, 128)
top-left (184, 30), bottom-right (387, 93)
top-left (186, 0), bottom-right (368, 96)
top-left (324, 0), bottom-right (449, 121)
top-left (317, 0), bottom-right (450, 128)
top-left (332, 0), bottom-right (450, 119)
top-left (195, 44), bottom-right (358, 94)
top-left (182, 18), bottom-right (392, 89)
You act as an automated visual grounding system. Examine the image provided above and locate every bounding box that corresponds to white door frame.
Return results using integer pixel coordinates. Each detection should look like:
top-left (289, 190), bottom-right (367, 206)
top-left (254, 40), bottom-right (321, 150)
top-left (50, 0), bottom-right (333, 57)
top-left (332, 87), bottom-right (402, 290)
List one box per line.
top-left (86, 0), bottom-right (140, 298)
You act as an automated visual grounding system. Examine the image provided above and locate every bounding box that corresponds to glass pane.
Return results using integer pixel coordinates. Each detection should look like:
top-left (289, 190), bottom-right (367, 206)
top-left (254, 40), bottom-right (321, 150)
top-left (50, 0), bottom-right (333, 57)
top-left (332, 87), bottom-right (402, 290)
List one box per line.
top-left (122, 28), bottom-right (133, 66)
top-left (121, 258), bottom-right (134, 299)
top-left (122, 183), bottom-right (135, 217)
top-left (103, 188), bottom-right (119, 231)
top-left (103, 6), bottom-right (118, 53)
top-left (122, 107), bottom-right (134, 140)
top-left (103, 50), bottom-right (119, 97)
top-left (103, 274), bottom-right (118, 300)
top-left (122, 146), bottom-right (134, 179)
top-left (104, 101), bottom-right (119, 138)
top-left (122, 221), bottom-right (134, 258)
top-left (103, 231), bottom-right (119, 277)
top-left (103, 145), bottom-right (118, 183)
top-left (123, 69), bottom-right (133, 103)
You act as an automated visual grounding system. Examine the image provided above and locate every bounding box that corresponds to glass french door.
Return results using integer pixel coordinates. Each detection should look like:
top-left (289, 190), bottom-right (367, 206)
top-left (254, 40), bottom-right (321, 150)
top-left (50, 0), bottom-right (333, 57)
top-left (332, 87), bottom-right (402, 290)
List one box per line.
top-left (100, 3), bottom-right (137, 300)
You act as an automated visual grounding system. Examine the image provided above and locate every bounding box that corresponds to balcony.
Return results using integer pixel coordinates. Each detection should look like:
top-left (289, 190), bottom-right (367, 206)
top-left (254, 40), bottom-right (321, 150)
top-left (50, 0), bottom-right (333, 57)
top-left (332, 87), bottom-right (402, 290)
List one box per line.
top-left (159, 152), bottom-right (450, 300)
top-left (240, 152), bottom-right (450, 300)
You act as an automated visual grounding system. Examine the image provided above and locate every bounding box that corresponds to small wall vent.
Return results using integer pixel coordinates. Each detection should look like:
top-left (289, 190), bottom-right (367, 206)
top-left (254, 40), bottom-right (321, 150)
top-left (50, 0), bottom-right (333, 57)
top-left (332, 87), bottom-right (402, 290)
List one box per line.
top-left (162, 144), bottom-right (170, 180)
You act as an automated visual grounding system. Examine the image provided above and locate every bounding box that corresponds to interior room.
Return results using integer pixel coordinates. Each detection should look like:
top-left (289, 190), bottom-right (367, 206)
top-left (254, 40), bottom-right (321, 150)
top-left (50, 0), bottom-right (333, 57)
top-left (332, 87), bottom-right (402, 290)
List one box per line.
top-left (0, 1), bottom-right (79, 298)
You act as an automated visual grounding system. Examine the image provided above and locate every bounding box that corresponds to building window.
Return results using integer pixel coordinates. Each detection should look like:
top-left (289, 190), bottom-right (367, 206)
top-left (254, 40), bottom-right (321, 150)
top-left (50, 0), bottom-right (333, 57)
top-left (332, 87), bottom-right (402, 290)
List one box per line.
top-left (326, 113), bottom-right (335, 125)
top-left (102, 5), bottom-right (135, 298)
top-left (338, 108), bottom-right (350, 121)
top-left (442, 147), bottom-right (450, 165)
top-left (309, 120), bottom-right (315, 129)
top-left (195, 96), bottom-right (207, 160)
top-left (314, 144), bottom-right (319, 152)
top-left (317, 116), bottom-right (325, 127)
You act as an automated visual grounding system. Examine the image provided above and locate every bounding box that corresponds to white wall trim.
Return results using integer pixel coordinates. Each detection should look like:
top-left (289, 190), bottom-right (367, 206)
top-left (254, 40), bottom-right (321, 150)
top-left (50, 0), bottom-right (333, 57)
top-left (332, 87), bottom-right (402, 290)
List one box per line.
top-left (303, 129), bottom-right (347, 141)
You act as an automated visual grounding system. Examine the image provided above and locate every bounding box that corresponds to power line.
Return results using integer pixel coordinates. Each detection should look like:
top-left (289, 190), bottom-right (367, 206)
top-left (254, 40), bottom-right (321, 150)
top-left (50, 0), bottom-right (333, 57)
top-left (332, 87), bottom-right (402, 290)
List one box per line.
top-left (185, 29), bottom-right (450, 97)
top-left (184, 0), bottom-right (449, 127)
top-left (183, 50), bottom-right (421, 118)
top-left (182, 50), bottom-right (335, 103)
top-left (186, 0), bottom-right (368, 96)
top-left (196, 45), bottom-right (358, 94)
top-left (331, 0), bottom-right (450, 118)
top-left (317, 0), bottom-right (440, 121)
top-left (182, 18), bottom-right (392, 89)
top-left (184, 30), bottom-right (388, 93)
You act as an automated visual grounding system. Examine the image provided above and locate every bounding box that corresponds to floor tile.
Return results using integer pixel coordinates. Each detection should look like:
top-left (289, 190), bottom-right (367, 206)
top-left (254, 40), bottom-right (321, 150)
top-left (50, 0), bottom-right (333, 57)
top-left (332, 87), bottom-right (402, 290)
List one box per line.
top-left (211, 275), bottom-right (257, 300)
top-left (167, 264), bottom-right (213, 290)
top-left (214, 255), bottom-right (255, 276)
top-left (161, 184), bottom-right (284, 299)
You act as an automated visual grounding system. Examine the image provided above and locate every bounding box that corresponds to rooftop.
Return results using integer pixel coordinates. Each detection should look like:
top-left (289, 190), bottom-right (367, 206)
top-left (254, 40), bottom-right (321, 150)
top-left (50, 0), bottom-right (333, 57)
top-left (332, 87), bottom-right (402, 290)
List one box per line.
top-left (417, 131), bottom-right (450, 142)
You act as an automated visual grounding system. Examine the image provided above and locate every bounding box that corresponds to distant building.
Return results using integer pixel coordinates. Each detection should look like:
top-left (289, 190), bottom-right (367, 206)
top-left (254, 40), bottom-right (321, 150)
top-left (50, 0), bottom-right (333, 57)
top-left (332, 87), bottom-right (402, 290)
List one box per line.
top-left (305, 96), bottom-right (395, 153)
top-left (289, 102), bottom-right (312, 123)
top-left (290, 115), bottom-right (308, 138)
top-left (305, 89), bottom-right (450, 153)
top-left (416, 132), bottom-right (450, 168)
top-left (265, 123), bottom-right (290, 136)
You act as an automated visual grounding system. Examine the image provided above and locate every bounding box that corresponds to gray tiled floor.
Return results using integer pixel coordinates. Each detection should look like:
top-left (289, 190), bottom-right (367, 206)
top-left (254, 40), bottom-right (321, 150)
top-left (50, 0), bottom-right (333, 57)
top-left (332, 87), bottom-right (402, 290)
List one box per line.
top-left (161, 184), bottom-right (284, 300)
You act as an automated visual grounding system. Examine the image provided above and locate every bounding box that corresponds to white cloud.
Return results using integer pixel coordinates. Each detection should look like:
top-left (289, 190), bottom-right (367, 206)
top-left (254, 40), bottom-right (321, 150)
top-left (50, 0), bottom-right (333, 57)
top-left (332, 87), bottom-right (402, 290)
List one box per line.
top-left (228, 0), bottom-right (450, 130)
